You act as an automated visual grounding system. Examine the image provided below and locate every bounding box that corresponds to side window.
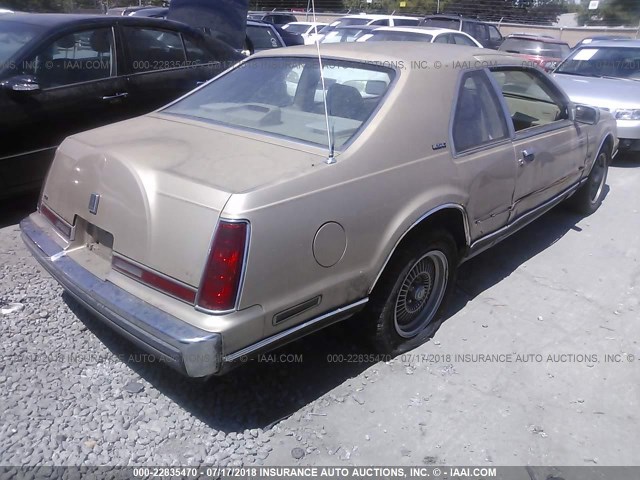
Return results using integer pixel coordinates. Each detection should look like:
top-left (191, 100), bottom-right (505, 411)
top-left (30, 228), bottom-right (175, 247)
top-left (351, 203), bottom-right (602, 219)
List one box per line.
top-left (453, 71), bottom-right (510, 153)
top-left (370, 19), bottom-right (389, 26)
top-left (434, 34), bottom-right (450, 44)
top-left (489, 25), bottom-right (502, 41)
top-left (453, 34), bottom-right (477, 46)
top-left (123, 27), bottom-right (186, 73)
top-left (25, 28), bottom-right (114, 89)
top-left (490, 69), bottom-right (568, 132)
top-left (183, 34), bottom-right (212, 64)
top-left (246, 25), bottom-right (281, 50)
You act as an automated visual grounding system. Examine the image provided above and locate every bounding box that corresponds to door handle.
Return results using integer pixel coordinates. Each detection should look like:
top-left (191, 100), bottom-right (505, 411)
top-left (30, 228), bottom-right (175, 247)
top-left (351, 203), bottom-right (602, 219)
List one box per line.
top-left (101, 92), bottom-right (128, 101)
top-left (518, 150), bottom-right (535, 166)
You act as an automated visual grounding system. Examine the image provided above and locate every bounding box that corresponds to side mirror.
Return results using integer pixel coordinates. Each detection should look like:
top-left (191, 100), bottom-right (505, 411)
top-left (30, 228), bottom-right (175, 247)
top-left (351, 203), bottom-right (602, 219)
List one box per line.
top-left (573, 104), bottom-right (599, 125)
top-left (1, 75), bottom-right (40, 93)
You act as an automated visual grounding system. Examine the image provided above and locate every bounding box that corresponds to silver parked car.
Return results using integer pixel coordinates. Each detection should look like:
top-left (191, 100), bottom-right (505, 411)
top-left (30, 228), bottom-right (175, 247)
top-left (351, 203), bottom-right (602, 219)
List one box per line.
top-left (22, 43), bottom-right (617, 377)
top-left (553, 40), bottom-right (640, 153)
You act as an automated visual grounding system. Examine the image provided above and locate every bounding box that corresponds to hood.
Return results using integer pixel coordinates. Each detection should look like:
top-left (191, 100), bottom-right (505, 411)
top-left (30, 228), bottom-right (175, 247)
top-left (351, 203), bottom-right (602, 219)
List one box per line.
top-left (553, 73), bottom-right (640, 111)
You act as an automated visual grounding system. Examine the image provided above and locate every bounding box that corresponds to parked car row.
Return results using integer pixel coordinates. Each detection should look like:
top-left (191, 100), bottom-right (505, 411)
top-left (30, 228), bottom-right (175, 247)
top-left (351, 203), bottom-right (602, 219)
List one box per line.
top-left (20, 41), bottom-right (618, 378)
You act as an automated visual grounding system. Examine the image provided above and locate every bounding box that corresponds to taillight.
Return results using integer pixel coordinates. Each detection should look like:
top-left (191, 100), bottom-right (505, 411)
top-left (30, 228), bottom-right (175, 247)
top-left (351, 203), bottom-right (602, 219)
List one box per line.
top-left (40, 203), bottom-right (73, 239)
top-left (196, 220), bottom-right (249, 312)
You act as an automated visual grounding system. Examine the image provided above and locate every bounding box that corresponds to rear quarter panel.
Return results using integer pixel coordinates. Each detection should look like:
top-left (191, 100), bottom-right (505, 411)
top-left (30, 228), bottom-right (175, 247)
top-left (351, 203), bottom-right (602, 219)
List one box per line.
top-left (221, 67), bottom-right (471, 339)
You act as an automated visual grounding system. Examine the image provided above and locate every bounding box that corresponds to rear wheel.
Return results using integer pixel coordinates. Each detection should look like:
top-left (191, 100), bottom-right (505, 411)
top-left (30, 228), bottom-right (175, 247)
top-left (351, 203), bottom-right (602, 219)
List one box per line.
top-left (567, 146), bottom-right (609, 215)
top-left (365, 230), bottom-right (457, 355)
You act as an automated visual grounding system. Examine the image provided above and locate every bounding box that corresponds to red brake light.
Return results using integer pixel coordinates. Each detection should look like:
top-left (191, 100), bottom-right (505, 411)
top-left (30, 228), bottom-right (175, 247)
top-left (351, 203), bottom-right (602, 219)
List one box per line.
top-left (197, 220), bottom-right (248, 312)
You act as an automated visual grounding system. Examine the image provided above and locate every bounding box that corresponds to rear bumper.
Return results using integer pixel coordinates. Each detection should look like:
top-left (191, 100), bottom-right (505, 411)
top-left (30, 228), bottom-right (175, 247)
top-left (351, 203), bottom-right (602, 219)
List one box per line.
top-left (20, 215), bottom-right (222, 378)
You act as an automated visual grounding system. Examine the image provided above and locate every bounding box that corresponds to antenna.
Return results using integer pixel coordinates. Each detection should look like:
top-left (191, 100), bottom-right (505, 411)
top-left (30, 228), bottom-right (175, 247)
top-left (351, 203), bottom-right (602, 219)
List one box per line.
top-left (311, 0), bottom-right (336, 164)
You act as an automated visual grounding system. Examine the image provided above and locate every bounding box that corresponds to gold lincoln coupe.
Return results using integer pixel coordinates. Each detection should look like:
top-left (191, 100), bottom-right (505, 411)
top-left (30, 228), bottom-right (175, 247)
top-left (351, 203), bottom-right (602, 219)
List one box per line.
top-left (21, 43), bottom-right (617, 377)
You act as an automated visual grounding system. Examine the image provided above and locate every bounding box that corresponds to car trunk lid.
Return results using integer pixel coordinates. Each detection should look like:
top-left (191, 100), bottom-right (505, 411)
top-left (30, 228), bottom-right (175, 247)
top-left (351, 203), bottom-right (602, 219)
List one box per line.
top-left (41, 114), bottom-right (324, 288)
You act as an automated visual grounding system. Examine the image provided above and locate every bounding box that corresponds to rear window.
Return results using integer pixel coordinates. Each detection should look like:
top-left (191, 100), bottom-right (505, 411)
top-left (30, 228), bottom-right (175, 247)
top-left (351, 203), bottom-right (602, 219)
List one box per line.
top-left (164, 57), bottom-right (395, 150)
top-left (393, 18), bottom-right (420, 26)
top-left (246, 25), bottom-right (281, 49)
top-left (421, 17), bottom-right (460, 29)
top-left (499, 38), bottom-right (570, 59)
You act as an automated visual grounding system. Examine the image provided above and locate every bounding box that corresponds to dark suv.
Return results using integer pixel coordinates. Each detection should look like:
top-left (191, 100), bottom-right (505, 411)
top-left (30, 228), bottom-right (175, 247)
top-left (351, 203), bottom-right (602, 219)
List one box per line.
top-left (247, 11), bottom-right (297, 25)
top-left (419, 15), bottom-right (503, 49)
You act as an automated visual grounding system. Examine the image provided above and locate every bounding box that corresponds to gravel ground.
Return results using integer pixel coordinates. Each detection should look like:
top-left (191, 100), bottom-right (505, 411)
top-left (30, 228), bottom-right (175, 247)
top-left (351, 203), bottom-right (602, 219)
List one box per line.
top-left (1, 155), bottom-right (639, 467)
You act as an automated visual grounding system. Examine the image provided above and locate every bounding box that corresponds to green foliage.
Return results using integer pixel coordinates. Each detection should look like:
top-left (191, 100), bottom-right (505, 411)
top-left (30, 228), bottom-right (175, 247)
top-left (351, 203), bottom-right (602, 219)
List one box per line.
top-left (577, 0), bottom-right (640, 26)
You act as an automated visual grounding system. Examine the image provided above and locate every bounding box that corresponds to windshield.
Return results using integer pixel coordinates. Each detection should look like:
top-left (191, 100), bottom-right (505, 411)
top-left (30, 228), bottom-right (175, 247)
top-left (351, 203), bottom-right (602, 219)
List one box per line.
top-left (499, 38), bottom-right (570, 59)
top-left (364, 30), bottom-right (432, 42)
top-left (556, 46), bottom-right (640, 80)
top-left (0, 20), bottom-right (42, 65)
top-left (164, 57), bottom-right (394, 149)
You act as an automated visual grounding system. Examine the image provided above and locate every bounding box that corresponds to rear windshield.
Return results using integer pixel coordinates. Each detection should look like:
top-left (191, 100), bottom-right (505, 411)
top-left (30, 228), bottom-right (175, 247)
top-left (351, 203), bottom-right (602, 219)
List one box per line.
top-left (0, 20), bottom-right (42, 64)
top-left (364, 30), bottom-right (432, 42)
top-left (556, 46), bottom-right (640, 80)
top-left (499, 38), bottom-right (570, 59)
top-left (164, 57), bottom-right (395, 150)
top-left (421, 18), bottom-right (460, 29)
top-left (393, 18), bottom-right (420, 26)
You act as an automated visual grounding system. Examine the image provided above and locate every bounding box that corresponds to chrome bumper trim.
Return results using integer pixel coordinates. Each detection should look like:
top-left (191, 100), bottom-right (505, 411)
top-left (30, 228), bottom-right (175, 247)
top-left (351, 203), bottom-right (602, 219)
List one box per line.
top-left (20, 215), bottom-right (222, 378)
top-left (224, 297), bottom-right (368, 363)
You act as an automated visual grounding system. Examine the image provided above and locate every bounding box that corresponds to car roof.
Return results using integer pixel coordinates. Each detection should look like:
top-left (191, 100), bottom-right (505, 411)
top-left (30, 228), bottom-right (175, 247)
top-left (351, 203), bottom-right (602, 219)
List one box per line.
top-left (0, 12), bottom-right (193, 31)
top-left (342, 14), bottom-right (418, 20)
top-left (286, 21), bottom-right (326, 26)
top-left (253, 41), bottom-right (516, 67)
top-left (422, 14), bottom-right (482, 23)
top-left (334, 24), bottom-right (379, 31)
top-left (506, 34), bottom-right (568, 45)
top-left (372, 26), bottom-right (456, 34)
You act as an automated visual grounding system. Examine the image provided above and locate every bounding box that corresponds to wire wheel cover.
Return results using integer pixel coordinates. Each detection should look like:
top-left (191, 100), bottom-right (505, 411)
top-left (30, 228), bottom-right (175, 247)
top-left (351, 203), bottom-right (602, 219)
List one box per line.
top-left (394, 250), bottom-right (448, 338)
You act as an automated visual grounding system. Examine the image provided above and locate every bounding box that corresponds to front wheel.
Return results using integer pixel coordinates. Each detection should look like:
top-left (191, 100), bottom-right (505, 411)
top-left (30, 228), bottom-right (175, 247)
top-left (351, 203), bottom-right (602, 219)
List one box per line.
top-left (364, 230), bottom-right (458, 355)
top-left (567, 146), bottom-right (609, 215)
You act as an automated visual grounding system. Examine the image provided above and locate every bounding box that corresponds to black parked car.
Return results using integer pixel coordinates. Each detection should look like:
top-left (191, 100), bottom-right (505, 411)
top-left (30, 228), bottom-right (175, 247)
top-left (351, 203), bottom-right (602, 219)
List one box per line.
top-left (0, 14), bottom-right (243, 199)
top-left (419, 14), bottom-right (503, 49)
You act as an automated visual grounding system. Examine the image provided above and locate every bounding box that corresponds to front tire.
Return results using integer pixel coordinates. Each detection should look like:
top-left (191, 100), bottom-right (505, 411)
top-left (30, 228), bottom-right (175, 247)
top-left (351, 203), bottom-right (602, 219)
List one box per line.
top-left (567, 146), bottom-right (609, 215)
top-left (364, 230), bottom-right (458, 355)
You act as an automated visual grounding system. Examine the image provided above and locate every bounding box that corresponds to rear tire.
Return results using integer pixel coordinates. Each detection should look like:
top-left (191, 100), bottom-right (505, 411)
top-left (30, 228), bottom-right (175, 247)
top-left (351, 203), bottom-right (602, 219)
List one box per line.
top-left (567, 146), bottom-right (609, 215)
top-left (364, 229), bottom-right (458, 355)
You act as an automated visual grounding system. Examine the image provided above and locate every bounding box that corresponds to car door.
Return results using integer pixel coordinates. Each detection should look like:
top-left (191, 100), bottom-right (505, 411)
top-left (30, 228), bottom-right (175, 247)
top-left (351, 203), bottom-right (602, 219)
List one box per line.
top-left (120, 24), bottom-right (200, 116)
top-left (0, 25), bottom-right (128, 196)
top-left (489, 67), bottom-right (587, 220)
top-left (450, 70), bottom-right (517, 238)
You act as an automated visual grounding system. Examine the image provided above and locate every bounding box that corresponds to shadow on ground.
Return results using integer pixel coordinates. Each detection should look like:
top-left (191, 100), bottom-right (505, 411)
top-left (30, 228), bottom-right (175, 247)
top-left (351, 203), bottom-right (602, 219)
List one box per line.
top-left (0, 192), bottom-right (38, 229)
top-left (60, 199), bottom-right (593, 434)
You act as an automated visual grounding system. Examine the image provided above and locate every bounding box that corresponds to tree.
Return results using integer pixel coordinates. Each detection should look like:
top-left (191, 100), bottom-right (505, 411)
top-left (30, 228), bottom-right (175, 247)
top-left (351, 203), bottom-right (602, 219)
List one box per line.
top-left (578, 0), bottom-right (640, 26)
